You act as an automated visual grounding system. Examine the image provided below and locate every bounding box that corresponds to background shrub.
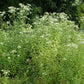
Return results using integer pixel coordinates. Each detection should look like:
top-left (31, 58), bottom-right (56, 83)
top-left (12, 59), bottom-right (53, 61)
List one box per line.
top-left (0, 0), bottom-right (84, 26)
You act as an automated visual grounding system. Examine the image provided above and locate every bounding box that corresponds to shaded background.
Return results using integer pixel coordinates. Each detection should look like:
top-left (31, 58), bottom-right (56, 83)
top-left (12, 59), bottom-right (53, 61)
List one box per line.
top-left (0, 0), bottom-right (84, 25)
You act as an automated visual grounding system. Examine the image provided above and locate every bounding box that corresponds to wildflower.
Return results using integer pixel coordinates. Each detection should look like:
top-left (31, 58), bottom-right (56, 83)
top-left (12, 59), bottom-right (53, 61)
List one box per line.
top-left (4, 72), bottom-right (8, 75)
top-left (54, 18), bottom-right (58, 21)
top-left (19, 3), bottom-right (24, 8)
top-left (20, 32), bottom-right (23, 34)
top-left (68, 35), bottom-right (71, 38)
top-left (8, 6), bottom-right (16, 9)
top-left (20, 10), bottom-right (25, 13)
top-left (0, 11), bottom-right (5, 17)
top-left (6, 21), bottom-right (10, 24)
top-left (17, 46), bottom-right (21, 49)
top-left (46, 41), bottom-right (52, 44)
top-left (11, 50), bottom-right (17, 54)
top-left (17, 55), bottom-right (20, 57)
top-left (26, 59), bottom-right (29, 62)
top-left (40, 35), bottom-right (44, 38)
top-left (24, 6), bottom-right (30, 11)
top-left (8, 57), bottom-right (10, 59)
top-left (42, 72), bottom-right (47, 75)
top-left (8, 6), bottom-right (16, 13)
top-left (33, 22), bottom-right (37, 24)
top-left (16, 8), bottom-right (20, 10)
top-left (42, 16), bottom-right (45, 20)
top-left (63, 58), bottom-right (67, 60)
top-left (65, 43), bottom-right (78, 48)
top-left (1, 70), bottom-right (4, 72)
top-left (0, 42), bottom-right (4, 45)
top-left (4, 70), bottom-right (10, 75)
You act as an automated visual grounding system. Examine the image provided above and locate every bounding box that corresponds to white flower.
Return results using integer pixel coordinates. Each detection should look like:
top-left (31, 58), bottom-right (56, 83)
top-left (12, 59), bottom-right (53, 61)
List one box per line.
top-left (46, 41), bottom-right (52, 44)
top-left (5, 72), bottom-right (8, 74)
top-left (20, 32), bottom-right (23, 34)
top-left (42, 72), bottom-right (47, 75)
top-left (8, 57), bottom-right (10, 59)
top-left (1, 69), bottom-right (4, 72)
top-left (0, 11), bottom-right (5, 16)
top-left (17, 55), bottom-right (20, 57)
top-left (8, 10), bottom-right (15, 13)
top-left (4, 70), bottom-right (10, 75)
top-left (42, 17), bottom-right (45, 20)
top-left (8, 6), bottom-right (16, 9)
top-left (24, 6), bottom-right (30, 11)
top-left (19, 3), bottom-right (24, 7)
top-left (19, 3), bottom-right (30, 12)
top-left (68, 35), bottom-right (71, 38)
top-left (6, 21), bottom-right (10, 24)
top-left (0, 42), bottom-right (4, 45)
top-left (16, 8), bottom-right (20, 10)
top-left (65, 43), bottom-right (78, 48)
top-left (63, 58), bottom-right (67, 60)
top-left (17, 46), bottom-right (21, 49)
top-left (54, 18), bottom-right (58, 21)
top-left (54, 49), bottom-right (57, 52)
top-left (8, 6), bottom-right (16, 13)
top-left (26, 59), bottom-right (29, 62)
top-left (11, 50), bottom-right (17, 54)
top-left (40, 64), bottom-right (43, 67)
top-left (40, 35), bottom-right (44, 38)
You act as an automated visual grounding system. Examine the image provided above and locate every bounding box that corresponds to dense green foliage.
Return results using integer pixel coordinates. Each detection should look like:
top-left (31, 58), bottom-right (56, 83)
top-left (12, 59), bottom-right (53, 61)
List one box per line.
top-left (0, 4), bottom-right (84, 84)
top-left (0, 0), bottom-right (84, 24)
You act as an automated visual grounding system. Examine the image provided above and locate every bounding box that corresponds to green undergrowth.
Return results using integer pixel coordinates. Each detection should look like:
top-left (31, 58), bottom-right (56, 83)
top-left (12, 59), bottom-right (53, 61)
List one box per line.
top-left (0, 3), bottom-right (84, 84)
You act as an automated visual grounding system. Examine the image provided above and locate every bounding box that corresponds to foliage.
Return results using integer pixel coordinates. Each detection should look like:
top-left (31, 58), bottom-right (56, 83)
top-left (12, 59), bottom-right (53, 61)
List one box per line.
top-left (0, 0), bottom-right (20, 11)
top-left (0, 3), bottom-right (31, 31)
top-left (0, 0), bottom-right (83, 24)
top-left (77, 3), bottom-right (84, 29)
top-left (0, 3), bottom-right (84, 84)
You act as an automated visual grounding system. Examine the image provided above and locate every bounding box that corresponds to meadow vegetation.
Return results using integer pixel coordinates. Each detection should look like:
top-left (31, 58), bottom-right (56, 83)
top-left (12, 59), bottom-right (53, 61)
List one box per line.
top-left (0, 3), bottom-right (84, 84)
